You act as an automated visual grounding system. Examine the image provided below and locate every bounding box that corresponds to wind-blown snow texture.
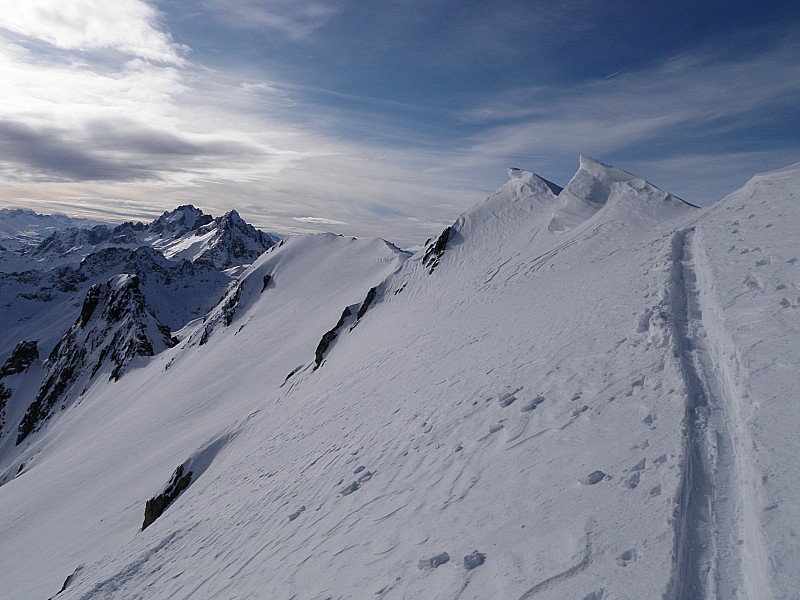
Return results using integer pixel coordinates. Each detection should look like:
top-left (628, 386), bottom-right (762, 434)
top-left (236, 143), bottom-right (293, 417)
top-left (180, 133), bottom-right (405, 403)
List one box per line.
top-left (0, 157), bottom-right (797, 599)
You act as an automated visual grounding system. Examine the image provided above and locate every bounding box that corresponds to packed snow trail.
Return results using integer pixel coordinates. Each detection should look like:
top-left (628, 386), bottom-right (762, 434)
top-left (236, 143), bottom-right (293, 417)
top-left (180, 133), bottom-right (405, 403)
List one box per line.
top-left (667, 228), bottom-right (771, 599)
top-left (667, 228), bottom-right (713, 599)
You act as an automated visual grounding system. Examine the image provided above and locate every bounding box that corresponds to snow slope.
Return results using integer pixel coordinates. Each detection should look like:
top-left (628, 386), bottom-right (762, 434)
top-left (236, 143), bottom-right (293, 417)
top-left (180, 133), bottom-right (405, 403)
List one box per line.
top-left (0, 233), bottom-right (407, 599)
top-left (0, 158), bottom-right (797, 599)
top-left (675, 163), bottom-right (800, 598)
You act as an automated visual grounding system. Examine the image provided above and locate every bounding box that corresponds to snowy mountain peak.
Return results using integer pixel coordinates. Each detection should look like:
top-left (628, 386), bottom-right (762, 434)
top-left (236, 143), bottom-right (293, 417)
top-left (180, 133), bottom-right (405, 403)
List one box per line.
top-left (220, 209), bottom-right (245, 225)
top-left (149, 205), bottom-right (207, 235)
top-left (548, 155), bottom-right (670, 233)
top-left (179, 210), bottom-right (278, 270)
top-left (577, 154), bottom-right (635, 180)
top-left (506, 167), bottom-right (564, 196)
top-left (564, 155), bottom-right (638, 207)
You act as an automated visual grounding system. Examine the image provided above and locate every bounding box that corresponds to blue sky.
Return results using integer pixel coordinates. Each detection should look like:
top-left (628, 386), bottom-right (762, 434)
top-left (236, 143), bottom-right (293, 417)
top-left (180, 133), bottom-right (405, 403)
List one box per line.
top-left (0, 1), bottom-right (798, 244)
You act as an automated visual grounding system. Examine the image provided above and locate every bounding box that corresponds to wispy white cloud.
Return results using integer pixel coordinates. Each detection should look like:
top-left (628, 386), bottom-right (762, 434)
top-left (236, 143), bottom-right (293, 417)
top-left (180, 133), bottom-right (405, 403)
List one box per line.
top-left (201, 0), bottom-right (343, 38)
top-left (293, 216), bottom-right (347, 225)
top-left (0, 0), bottom-right (185, 64)
top-left (453, 42), bottom-right (800, 179)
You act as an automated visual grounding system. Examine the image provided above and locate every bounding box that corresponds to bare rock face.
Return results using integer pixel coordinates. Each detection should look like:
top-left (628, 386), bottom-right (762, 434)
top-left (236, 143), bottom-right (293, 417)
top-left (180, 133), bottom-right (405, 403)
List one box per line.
top-left (422, 226), bottom-right (451, 274)
top-left (314, 306), bottom-right (352, 369)
top-left (142, 464), bottom-right (194, 530)
top-left (0, 340), bottom-right (39, 377)
top-left (16, 275), bottom-right (177, 445)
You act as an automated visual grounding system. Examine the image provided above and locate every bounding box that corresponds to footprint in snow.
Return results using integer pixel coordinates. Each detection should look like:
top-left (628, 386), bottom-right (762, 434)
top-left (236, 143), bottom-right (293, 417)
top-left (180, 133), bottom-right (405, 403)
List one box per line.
top-left (743, 273), bottom-right (764, 291)
top-left (463, 550), bottom-right (486, 570)
top-left (497, 391), bottom-right (517, 408)
top-left (418, 552), bottom-right (450, 570)
top-left (621, 459), bottom-right (645, 489)
top-left (580, 470), bottom-right (607, 485)
top-left (616, 549), bottom-right (637, 566)
top-left (623, 471), bottom-right (641, 489)
top-left (520, 395), bottom-right (545, 412)
top-left (636, 308), bottom-right (653, 333)
top-left (572, 405), bottom-right (590, 417)
top-left (340, 470), bottom-right (374, 496)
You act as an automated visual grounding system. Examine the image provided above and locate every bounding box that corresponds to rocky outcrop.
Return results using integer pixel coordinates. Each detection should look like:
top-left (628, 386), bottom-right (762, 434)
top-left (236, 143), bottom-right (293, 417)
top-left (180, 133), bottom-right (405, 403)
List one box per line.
top-left (422, 226), bottom-right (451, 274)
top-left (0, 340), bottom-right (39, 377)
top-left (356, 287), bottom-right (377, 321)
top-left (0, 383), bottom-right (11, 435)
top-left (16, 275), bottom-right (177, 445)
top-left (142, 464), bottom-right (193, 530)
top-left (314, 307), bottom-right (352, 369)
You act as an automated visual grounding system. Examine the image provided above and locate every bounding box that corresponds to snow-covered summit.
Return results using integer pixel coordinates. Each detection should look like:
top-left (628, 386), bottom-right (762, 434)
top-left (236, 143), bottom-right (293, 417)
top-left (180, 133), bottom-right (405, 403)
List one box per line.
top-left (546, 154), bottom-right (634, 232)
top-left (428, 157), bottom-right (695, 279)
top-left (148, 205), bottom-right (209, 236)
top-left (160, 209), bottom-right (279, 270)
top-left (450, 167), bottom-right (561, 245)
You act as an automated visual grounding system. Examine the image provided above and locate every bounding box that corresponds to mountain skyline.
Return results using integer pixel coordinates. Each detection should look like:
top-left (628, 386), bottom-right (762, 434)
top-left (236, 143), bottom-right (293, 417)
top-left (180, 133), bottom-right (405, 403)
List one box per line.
top-left (0, 1), bottom-right (798, 246)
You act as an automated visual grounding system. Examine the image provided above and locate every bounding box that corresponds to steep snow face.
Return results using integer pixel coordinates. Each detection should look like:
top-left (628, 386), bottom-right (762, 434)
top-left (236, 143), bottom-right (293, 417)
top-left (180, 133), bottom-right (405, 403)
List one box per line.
top-left (0, 159), bottom-right (796, 600)
top-left (0, 232), bottom-right (407, 597)
top-left (548, 155), bottom-right (639, 233)
top-left (452, 168), bottom-right (561, 243)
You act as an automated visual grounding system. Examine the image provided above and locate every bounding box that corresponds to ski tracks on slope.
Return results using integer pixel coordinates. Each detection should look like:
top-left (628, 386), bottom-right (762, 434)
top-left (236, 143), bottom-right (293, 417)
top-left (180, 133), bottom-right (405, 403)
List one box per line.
top-left (666, 228), bottom-right (771, 600)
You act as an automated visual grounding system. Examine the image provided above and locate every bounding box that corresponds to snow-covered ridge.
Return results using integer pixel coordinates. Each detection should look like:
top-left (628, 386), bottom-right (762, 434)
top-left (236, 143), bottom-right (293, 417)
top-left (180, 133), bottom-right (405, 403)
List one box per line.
top-left (0, 157), bottom-right (797, 599)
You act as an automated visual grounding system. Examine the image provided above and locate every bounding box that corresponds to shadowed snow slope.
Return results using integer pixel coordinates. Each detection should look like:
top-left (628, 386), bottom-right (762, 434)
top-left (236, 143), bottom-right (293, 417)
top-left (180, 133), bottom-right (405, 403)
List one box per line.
top-left (0, 159), bottom-right (797, 600)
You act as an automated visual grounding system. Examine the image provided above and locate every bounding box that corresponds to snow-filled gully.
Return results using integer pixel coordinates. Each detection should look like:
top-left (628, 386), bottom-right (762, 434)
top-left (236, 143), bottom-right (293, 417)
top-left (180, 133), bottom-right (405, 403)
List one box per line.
top-left (665, 229), bottom-right (770, 600)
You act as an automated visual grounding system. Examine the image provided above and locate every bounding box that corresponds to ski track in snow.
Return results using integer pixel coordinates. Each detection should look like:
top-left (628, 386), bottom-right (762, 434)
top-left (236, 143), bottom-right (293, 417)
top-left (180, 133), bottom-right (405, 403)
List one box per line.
top-left (667, 228), bottom-right (771, 600)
